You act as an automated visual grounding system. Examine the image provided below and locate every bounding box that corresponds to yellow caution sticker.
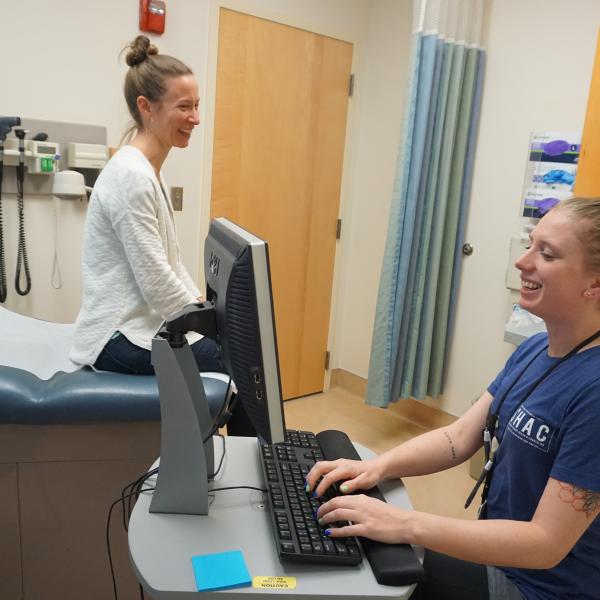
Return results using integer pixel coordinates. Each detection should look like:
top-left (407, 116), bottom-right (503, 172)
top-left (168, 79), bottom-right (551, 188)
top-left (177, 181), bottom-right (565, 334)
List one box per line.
top-left (252, 576), bottom-right (297, 590)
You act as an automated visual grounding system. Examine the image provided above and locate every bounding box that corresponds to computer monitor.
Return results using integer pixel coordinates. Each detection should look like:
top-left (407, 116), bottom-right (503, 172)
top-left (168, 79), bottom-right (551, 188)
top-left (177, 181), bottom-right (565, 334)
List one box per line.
top-left (149, 218), bottom-right (286, 515)
top-left (204, 217), bottom-right (286, 445)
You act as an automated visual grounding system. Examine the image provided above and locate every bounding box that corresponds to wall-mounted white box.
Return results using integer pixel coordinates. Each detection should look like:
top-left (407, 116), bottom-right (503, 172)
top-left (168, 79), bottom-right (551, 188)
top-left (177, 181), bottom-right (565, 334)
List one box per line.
top-left (68, 142), bottom-right (108, 169)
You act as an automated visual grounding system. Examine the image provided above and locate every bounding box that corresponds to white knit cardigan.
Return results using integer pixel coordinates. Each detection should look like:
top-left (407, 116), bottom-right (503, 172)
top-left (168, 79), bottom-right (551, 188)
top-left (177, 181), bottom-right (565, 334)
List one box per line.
top-left (70, 145), bottom-right (200, 366)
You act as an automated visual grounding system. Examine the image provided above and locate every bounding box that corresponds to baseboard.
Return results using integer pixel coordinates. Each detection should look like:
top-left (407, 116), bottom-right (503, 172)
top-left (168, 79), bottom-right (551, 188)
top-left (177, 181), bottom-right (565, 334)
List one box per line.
top-left (330, 368), bottom-right (367, 397)
top-left (330, 368), bottom-right (456, 430)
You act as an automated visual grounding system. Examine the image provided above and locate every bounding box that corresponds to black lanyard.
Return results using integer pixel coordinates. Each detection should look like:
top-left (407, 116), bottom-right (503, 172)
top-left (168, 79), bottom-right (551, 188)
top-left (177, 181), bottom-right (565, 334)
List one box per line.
top-left (465, 327), bottom-right (600, 517)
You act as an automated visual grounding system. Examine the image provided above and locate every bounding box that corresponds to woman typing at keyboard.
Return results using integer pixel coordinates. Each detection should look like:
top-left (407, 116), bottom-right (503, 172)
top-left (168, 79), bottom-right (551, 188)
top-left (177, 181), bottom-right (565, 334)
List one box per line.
top-left (306, 198), bottom-right (600, 600)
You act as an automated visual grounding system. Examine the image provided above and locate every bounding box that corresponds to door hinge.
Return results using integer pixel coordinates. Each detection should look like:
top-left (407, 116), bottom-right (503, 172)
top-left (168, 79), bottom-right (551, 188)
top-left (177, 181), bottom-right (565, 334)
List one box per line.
top-left (325, 351), bottom-right (331, 370)
top-left (348, 73), bottom-right (355, 97)
top-left (336, 219), bottom-right (342, 240)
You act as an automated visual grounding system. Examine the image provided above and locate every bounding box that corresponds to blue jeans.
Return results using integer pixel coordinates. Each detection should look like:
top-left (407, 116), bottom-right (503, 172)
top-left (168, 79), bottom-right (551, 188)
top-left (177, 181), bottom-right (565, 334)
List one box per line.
top-left (95, 332), bottom-right (225, 375)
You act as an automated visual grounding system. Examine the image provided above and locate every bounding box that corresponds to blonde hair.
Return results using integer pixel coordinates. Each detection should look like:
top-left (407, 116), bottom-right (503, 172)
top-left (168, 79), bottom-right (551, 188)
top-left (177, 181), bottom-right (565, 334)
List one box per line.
top-left (556, 197), bottom-right (600, 271)
top-left (121, 35), bottom-right (193, 141)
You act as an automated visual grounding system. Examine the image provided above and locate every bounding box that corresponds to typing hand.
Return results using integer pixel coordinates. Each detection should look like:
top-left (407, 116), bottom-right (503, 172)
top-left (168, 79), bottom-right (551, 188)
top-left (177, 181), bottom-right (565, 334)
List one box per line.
top-left (305, 457), bottom-right (383, 499)
top-left (317, 494), bottom-right (410, 544)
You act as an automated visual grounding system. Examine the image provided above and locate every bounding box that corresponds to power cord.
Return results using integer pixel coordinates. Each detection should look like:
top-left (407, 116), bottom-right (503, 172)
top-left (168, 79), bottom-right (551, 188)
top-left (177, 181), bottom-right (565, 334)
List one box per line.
top-left (121, 468), bottom-right (159, 531)
top-left (14, 129), bottom-right (31, 296)
top-left (107, 377), bottom-right (241, 599)
top-left (210, 433), bottom-right (226, 479)
top-left (210, 485), bottom-right (267, 493)
top-left (106, 486), bottom-right (155, 600)
top-left (203, 376), bottom-right (236, 443)
top-left (0, 143), bottom-right (7, 303)
top-left (106, 435), bottom-right (265, 600)
top-left (51, 196), bottom-right (62, 289)
top-left (0, 117), bottom-right (20, 303)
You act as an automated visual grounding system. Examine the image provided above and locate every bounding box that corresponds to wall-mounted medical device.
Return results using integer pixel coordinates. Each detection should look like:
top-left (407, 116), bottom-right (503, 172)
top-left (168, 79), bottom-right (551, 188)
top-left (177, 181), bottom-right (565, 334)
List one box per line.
top-left (52, 170), bottom-right (88, 198)
top-left (67, 142), bottom-right (108, 170)
top-left (2, 138), bottom-right (60, 174)
top-left (0, 117), bottom-right (107, 302)
top-left (29, 141), bottom-right (61, 173)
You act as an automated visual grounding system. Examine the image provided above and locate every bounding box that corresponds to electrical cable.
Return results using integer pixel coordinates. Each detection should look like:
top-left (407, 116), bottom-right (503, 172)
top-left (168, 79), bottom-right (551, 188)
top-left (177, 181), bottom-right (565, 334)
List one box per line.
top-left (107, 377), bottom-right (239, 596)
top-left (210, 485), bottom-right (267, 493)
top-left (51, 196), bottom-right (62, 289)
top-left (14, 130), bottom-right (31, 296)
top-left (0, 140), bottom-right (7, 303)
top-left (128, 468), bottom-right (159, 525)
top-left (210, 433), bottom-right (227, 479)
top-left (0, 117), bottom-right (20, 302)
top-left (118, 381), bottom-right (234, 531)
top-left (203, 376), bottom-right (236, 444)
top-left (106, 486), bottom-right (155, 600)
top-left (108, 442), bottom-right (263, 599)
top-left (121, 467), bottom-right (159, 530)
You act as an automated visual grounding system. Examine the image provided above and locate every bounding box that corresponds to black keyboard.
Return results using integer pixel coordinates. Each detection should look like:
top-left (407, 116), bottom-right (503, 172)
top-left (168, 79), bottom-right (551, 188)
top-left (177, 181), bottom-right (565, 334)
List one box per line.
top-left (259, 429), bottom-right (362, 566)
top-left (259, 429), bottom-right (426, 586)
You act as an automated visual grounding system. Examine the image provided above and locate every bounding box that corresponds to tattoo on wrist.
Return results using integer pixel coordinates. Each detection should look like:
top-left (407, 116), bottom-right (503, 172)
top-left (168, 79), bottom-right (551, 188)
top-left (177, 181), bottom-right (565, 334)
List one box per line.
top-left (558, 483), bottom-right (600, 517)
top-left (443, 431), bottom-right (457, 461)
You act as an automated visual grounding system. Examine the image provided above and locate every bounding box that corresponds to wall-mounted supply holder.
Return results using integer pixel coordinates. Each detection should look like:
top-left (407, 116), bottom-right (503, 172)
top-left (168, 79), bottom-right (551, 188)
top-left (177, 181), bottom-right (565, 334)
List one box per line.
top-left (67, 142), bottom-right (108, 190)
top-left (68, 143), bottom-right (108, 170)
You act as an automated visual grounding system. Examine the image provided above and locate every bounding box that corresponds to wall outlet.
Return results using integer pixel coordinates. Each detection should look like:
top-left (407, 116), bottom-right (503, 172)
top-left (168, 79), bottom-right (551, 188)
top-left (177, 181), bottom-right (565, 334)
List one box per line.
top-left (171, 186), bottom-right (183, 211)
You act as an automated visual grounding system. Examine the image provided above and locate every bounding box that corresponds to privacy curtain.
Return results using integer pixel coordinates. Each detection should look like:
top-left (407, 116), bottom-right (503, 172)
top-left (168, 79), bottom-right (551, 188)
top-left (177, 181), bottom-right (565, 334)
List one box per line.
top-left (366, 0), bottom-right (487, 407)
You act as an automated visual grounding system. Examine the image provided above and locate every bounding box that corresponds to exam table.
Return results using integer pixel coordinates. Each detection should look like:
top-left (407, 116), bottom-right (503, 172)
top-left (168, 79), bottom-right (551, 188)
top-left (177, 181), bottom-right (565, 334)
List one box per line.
top-left (0, 307), bottom-right (228, 600)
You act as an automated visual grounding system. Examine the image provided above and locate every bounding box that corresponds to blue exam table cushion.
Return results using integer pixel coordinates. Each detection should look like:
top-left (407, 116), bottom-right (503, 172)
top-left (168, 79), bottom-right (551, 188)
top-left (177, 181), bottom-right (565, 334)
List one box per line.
top-left (0, 307), bottom-right (228, 424)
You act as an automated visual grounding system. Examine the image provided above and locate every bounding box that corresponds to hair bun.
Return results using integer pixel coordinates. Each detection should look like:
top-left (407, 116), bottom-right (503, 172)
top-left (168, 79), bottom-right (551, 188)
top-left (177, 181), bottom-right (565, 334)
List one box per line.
top-left (125, 35), bottom-right (159, 67)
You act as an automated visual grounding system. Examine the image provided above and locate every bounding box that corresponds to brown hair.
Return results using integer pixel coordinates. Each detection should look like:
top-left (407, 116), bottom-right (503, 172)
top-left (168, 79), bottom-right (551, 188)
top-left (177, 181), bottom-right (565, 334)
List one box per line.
top-left (556, 197), bottom-right (600, 271)
top-left (122, 35), bottom-right (193, 138)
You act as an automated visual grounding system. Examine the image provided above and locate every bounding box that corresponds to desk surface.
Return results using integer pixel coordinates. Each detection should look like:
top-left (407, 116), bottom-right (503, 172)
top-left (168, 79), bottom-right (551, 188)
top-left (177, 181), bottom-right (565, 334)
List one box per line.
top-left (128, 436), bottom-right (419, 600)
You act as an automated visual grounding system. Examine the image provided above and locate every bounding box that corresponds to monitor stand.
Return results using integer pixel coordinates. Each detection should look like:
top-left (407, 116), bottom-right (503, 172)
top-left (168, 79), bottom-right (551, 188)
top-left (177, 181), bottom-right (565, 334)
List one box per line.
top-left (149, 336), bottom-right (214, 515)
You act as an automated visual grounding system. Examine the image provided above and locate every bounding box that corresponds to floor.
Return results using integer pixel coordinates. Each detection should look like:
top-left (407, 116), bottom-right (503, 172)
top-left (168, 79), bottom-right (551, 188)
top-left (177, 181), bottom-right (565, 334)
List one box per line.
top-left (283, 385), bottom-right (480, 521)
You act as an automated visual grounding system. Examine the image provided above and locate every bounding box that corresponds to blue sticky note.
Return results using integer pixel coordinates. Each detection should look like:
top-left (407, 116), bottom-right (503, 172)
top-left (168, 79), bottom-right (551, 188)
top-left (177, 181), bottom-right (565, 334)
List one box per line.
top-left (191, 550), bottom-right (252, 592)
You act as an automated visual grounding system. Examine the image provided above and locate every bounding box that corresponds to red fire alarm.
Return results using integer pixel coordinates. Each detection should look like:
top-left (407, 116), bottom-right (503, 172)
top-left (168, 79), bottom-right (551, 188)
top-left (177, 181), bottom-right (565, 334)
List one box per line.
top-left (139, 0), bottom-right (166, 35)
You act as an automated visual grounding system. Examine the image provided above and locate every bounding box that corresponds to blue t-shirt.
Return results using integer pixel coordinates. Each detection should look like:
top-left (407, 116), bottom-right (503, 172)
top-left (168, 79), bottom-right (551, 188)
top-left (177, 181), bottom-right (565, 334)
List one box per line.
top-left (487, 333), bottom-right (600, 599)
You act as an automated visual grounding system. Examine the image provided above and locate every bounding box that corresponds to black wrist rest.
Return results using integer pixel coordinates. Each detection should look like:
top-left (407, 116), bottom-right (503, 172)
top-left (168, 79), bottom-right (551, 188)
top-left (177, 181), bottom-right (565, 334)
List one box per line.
top-left (316, 429), bottom-right (425, 587)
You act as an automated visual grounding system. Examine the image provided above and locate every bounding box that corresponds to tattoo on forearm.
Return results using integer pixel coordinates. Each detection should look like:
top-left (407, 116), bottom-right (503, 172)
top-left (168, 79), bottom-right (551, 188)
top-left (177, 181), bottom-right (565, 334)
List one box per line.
top-left (443, 431), bottom-right (457, 461)
top-left (558, 483), bottom-right (600, 517)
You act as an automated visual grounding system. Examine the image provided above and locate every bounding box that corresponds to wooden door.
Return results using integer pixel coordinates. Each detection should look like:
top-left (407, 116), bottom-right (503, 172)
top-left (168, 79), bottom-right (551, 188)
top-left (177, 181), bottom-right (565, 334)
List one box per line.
top-left (211, 8), bottom-right (353, 399)
top-left (575, 29), bottom-right (600, 196)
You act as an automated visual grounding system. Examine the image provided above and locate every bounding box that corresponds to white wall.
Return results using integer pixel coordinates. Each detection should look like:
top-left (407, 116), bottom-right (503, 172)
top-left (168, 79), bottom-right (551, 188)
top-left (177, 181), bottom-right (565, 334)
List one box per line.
top-left (328, 0), bottom-right (600, 417)
top-left (4, 0), bottom-right (598, 418)
top-left (329, 0), bottom-right (413, 376)
top-left (1, 0), bottom-right (210, 321)
top-left (0, 0), bottom-right (378, 324)
top-left (440, 0), bottom-right (600, 415)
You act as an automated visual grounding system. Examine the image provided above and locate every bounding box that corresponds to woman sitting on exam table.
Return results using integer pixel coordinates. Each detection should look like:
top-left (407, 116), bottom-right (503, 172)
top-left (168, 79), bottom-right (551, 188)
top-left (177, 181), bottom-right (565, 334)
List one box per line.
top-left (70, 35), bottom-right (223, 376)
top-left (307, 197), bottom-right (600, 600)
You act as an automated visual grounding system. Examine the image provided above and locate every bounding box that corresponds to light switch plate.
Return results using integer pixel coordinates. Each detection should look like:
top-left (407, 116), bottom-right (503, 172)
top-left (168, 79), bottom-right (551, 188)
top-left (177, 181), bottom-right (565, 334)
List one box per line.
top-left (171, 186), bottom-right (183, 211)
